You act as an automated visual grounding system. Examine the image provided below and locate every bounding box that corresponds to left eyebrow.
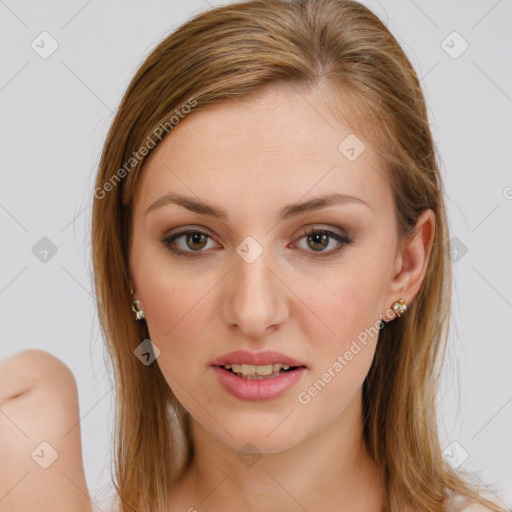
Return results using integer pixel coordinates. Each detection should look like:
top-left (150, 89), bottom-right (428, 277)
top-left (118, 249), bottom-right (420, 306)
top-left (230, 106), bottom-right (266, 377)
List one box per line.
top-left (144, 192), bottom-right (371, 220)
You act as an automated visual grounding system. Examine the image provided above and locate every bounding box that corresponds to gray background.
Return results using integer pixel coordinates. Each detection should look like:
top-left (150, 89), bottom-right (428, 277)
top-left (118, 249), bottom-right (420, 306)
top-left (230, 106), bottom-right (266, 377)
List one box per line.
top-left (1, 0), bottom-right (511, 509)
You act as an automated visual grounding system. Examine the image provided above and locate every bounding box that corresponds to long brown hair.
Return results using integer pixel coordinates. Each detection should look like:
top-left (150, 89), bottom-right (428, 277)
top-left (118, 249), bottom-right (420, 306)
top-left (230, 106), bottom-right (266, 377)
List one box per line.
top-left (91, 1), bottom-right (503, 510)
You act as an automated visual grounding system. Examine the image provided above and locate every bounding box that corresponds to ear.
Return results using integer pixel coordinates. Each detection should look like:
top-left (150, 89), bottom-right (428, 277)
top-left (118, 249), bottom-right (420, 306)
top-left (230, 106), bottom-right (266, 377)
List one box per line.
top-left (384, 208), bottom-right (436, 320)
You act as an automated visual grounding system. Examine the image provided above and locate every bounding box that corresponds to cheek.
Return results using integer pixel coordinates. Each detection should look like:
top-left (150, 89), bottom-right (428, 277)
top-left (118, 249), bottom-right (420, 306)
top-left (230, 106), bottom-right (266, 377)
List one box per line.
top-left (133, 240), bottom-right (210, 341)
top-left (136, 263), bottom-right (220, 394)
top-left (293, 259), bottom-right (388, 402)
top-left (141, 276), bottom-right (207, 355)
top-left (299, 262), bottom-right (386, 352)
top-left (294, 293), bottom-right (380, 424)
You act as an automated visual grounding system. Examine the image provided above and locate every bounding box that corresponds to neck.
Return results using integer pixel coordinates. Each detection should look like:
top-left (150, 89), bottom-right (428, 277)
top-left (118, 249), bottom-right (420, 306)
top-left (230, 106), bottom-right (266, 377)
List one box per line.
top-left (172, 389), bottom-right (383, 512)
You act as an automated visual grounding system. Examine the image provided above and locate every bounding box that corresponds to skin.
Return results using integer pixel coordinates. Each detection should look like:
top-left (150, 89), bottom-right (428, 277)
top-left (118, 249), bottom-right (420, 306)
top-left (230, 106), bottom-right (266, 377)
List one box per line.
top-left (0, 350), bottom-right (91, 512)
top-left (129, 82), bottom-right (435, 512)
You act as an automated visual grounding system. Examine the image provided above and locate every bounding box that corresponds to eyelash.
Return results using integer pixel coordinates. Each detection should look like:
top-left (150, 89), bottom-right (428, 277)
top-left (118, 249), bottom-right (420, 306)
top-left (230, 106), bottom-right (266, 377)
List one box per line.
top-left (160, 227), bottom-right (352, 258)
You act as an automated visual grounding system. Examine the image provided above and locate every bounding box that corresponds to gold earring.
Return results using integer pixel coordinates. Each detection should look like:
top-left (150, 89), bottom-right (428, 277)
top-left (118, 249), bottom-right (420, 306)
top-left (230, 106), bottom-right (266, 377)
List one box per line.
top-left (132, 300), bottom-right (145, 321)
top-left (392, 298), bottom-right (407, 318)
top-left (130, 290), bottom-right (145, 320)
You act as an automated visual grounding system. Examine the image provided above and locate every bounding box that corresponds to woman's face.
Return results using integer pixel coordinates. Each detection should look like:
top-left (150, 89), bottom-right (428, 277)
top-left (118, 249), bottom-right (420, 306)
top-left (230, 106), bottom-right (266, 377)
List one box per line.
top-left (129, 84), bottom-right (414, 453)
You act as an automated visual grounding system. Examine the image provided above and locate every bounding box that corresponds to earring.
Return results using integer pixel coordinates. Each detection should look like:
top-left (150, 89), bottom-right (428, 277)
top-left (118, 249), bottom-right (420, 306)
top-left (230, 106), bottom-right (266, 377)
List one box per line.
top-left (132, 299), bottom-right (145, 321)
top-left (392, 298), bottom-right (407, 318)
top-left (130, 288), bottom-right (145, 320)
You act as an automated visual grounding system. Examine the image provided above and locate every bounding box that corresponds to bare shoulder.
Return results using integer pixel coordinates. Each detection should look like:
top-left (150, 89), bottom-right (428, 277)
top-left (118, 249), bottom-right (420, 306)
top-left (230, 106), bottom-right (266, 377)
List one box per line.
top-left (0, 349), bottom-right (93, 512)
top-left (0, 349), bottom-right (73, 399)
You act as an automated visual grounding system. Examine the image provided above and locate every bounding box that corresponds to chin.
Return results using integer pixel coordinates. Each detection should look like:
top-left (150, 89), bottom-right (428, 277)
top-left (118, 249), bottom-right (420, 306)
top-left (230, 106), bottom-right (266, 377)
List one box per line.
top-left (197, 411), bottom-right (310, 455)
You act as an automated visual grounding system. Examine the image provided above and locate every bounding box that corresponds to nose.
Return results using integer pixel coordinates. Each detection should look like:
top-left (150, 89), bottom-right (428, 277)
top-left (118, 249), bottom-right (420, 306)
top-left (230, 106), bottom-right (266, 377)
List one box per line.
top-left (220, 244), bottom-right (288, 339)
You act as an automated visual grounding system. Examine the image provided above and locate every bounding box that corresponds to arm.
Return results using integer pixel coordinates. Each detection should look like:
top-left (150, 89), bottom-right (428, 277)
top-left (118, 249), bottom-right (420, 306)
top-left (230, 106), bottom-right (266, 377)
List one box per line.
top-left (0, 349), bottom-right (93, 512)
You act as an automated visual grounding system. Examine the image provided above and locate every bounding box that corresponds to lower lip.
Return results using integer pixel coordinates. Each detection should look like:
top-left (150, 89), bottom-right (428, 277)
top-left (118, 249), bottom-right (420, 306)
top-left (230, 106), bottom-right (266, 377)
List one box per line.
top-left (211, 366), bottom-right (306, 401)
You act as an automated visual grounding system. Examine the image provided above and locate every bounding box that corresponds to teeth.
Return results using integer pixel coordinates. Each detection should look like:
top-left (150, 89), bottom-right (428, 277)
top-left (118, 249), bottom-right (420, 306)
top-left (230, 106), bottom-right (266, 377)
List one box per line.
top-left (224, 363), bottom-right (292, 376)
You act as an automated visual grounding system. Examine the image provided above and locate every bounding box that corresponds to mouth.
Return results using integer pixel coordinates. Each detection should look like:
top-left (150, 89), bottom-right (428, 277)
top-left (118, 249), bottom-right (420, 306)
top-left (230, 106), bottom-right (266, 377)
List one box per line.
top-left (214, 363), bottom-right (305, 380)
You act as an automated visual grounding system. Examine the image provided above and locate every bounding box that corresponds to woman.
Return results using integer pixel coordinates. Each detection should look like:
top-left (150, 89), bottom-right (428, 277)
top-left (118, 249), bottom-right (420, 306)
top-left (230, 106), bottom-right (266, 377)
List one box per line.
top-left (0, 0), bottom-right (506, 511)
top-left (91, 0), bottom-right (506, 510)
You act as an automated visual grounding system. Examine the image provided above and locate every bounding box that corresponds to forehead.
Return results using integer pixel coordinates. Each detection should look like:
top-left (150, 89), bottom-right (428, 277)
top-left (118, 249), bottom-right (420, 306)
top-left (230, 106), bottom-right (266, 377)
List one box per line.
top-left (134, 84), bottom-right (393, 220)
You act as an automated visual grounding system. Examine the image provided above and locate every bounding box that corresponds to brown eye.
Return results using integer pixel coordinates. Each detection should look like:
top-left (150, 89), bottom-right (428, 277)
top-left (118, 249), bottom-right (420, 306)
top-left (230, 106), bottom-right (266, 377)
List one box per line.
top-left (161, 227), bottom-right (352, 258)
top-left (162, 230), bottom-right (217, 257)
top-left (306, 232), bottom-right (329, 251)
top-left (296, 228), bottom-right (352, 256)
top-left (184, 232), bottom-right (208, 250)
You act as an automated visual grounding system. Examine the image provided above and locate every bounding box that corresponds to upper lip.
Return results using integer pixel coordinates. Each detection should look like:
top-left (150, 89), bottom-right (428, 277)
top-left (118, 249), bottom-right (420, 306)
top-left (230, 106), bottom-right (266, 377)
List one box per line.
top-left (210, 350), bottom-right (307, 368)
